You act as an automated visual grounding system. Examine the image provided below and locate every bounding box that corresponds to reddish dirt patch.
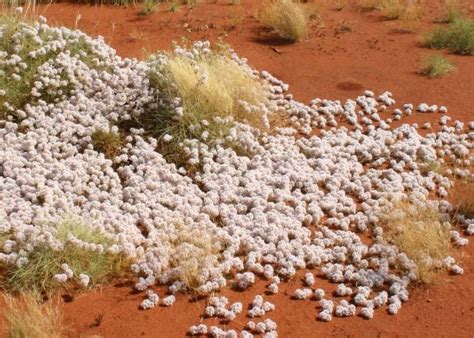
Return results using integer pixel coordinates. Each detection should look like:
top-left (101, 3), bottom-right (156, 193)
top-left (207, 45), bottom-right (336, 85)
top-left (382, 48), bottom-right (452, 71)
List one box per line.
top-left (1, 1), bottom-right (473, 337)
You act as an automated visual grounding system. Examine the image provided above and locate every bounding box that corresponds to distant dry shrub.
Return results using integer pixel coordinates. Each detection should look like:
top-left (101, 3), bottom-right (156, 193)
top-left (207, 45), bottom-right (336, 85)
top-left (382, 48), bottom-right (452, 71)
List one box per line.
top-left (357, 0), bottom-right (381, 11)
top-left (436, 0), bottom-right (464, 24)
top-left (335, 0), bottom-right (348, 11)
top-left (257, 0), bottom-right (308, 42)
top-left (140, 0), bottom-right (158, 16)
top-left (398, 2), bottom-right (423, 32)
top-left (380, 201), bottom-right (452, 284)
top-left (4, 292), bottom-right (65, 338)
top-left (379, 0), bottom-right (405, 20)
top-left (420, 55), bottom-right (456, 78)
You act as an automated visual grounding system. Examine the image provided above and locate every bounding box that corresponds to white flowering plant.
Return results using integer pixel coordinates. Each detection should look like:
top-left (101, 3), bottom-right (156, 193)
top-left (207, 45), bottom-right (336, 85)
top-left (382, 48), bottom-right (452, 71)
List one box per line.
top-left (0, 13), bottom-right (112, 121)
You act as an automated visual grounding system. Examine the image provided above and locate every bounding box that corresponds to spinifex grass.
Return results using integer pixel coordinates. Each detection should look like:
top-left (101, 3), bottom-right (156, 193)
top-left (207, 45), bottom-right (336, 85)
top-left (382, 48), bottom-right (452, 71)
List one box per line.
top-left (145, 43), bottom-right (268, 167)
top-left (420, 55), bottom-right (456, 78)
top-left (1, 219), bottom-right (130, 293)
top-left (257, 0), bottom-right (309, 42)
top-left (4, 292), bottom-right (65, 338)
top-left (380, 201), bottom-right (452, 284)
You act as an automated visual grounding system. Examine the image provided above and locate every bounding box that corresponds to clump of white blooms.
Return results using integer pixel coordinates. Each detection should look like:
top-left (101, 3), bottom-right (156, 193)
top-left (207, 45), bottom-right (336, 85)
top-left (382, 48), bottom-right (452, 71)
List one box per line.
top-left (140, 289), bottom-right (160, 310)
top-left (209, 326), bottom-right (238, 338)
top-left (294, 288), bottom-right (313, 300)
top-left (318, 299), bottom-right (335, 322)
top-left (360, 306), bottom-right (374, 319)
top-left (0, 12), bottom-right (472, 333)
top-left (79, 273), bottom-right (90, 288)
top-left (204, 296), bottom-right (242, 321)
top-left (335, 283), bottom-right (353, 297)
top-left (335, 300), bottom-right (357, 317)
top-left (189, 324), bottom-right (208, 336)
top-left (304, 272), bottom-right (315, 286)
top-left (248, 295), bottom-right (275, 318)
top-left (314, 288), bottom-right (325, 301)
top-left (267, 282), bottom-right (279, 294)
top-left (161, 295), bottom-right (176, 307)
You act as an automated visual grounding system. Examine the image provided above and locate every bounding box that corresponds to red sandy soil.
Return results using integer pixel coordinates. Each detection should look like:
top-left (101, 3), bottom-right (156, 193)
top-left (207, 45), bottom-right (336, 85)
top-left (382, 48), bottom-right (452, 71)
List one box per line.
top-left (1, 1), bottom-right (474, 337)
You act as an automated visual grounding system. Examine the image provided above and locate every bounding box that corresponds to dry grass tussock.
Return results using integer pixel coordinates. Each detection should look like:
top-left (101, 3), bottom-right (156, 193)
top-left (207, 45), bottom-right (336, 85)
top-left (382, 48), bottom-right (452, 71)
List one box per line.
top-left (91, 129), bottom-right (124, 160)
top-left (356, 0), bottom-right (380, 11)
top-left (436, 0), bottom-right (464, 24)
top-left (378, 0), bottom-right (407, 20)
top-left (380, 201), bottom-right (452, 284)
top-left (168, 222), bottom-right (223, 292)
top-left (257, 0), bottom-right (310, 42)
top-left (146, 43), bottom-right (269, 166)
top-left (165, 54), bottom-right (266, 129)
top-left (419, 54), bottom-right (456, 78)
top-left (451, 177), bottom-right (474, 219)
top-left (4, 292), bottom-right (65, 338)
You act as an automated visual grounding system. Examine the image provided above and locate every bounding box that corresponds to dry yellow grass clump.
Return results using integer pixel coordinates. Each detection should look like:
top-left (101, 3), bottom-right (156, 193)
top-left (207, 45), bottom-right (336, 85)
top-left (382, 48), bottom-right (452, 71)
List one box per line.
top-left (380, 201), bottom-right (452, 284)
top-left (398, 2), bottom-right (423, 32)
top-left (356, 0), bottom-right (423, 31)
top-left (165, 54), bottom-right (266, 129)
top-left (257, 0), bottom-right (309, 42)
top-left (167, 222), bottom-right (223, 292)
top-left (146, 43), bottom-right (269, 166)
top-left (4, 292), bottom-right (65, 338)
top-left (451, 178), bottom-right (474, 219)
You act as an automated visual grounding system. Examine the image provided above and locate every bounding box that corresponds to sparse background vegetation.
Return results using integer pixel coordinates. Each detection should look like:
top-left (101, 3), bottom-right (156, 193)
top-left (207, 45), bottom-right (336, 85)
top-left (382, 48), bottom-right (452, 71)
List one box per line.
top-left (421, 18), bottom-right (474, 55)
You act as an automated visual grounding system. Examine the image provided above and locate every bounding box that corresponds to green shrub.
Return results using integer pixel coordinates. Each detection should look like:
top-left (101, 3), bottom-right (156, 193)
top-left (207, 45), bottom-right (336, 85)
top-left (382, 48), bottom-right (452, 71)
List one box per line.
top-left (420, 55), bottom-right (456, 78)
top-left (421, 19), bottom-right (474, 55)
